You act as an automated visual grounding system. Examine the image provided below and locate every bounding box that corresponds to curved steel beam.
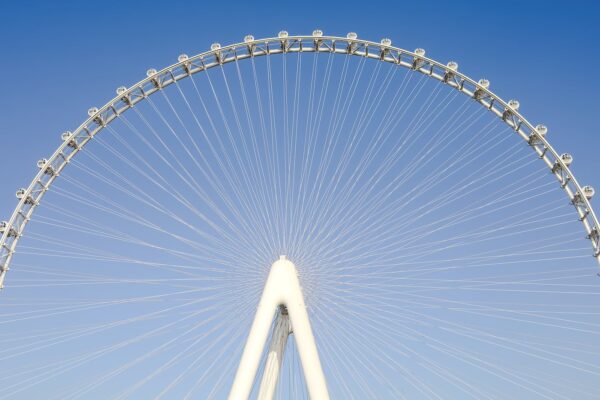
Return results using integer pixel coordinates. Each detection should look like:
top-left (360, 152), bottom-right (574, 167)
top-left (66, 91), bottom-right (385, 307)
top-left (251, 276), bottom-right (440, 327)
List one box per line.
top-left (1, 32), bottom-right (598, 288)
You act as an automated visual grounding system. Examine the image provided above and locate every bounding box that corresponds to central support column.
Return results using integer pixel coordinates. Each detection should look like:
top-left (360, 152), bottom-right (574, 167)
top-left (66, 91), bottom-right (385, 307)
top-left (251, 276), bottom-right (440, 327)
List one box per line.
top-left (257, 307), bottom-right (290, 399)
top-left (228, 256), bottom-right (330, 400)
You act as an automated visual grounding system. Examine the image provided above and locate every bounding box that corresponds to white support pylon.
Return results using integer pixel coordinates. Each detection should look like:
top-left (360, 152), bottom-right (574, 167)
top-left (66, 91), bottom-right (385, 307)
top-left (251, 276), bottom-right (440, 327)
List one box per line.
top-left (257, 307), bottom-right (290, 399)
top-left (228, 256), bottom-right (330, 400)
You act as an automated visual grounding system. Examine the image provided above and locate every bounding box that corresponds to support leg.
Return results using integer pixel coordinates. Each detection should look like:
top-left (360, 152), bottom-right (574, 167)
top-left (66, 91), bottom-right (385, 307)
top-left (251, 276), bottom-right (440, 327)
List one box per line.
top-left (257, 307), bottom-right (291, 400)
top-left (228, 256), bottom-right (329, 400)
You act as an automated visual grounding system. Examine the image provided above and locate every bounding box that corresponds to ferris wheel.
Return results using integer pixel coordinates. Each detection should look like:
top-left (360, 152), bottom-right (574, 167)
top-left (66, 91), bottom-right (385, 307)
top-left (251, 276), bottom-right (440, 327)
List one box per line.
top-left (0, 30), bottom-right (599, 399)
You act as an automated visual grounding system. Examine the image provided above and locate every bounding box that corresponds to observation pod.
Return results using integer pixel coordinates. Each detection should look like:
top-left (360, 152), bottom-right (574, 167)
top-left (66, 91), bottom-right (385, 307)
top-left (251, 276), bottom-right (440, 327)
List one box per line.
top-left (583, 186), bottom-right (595, 200)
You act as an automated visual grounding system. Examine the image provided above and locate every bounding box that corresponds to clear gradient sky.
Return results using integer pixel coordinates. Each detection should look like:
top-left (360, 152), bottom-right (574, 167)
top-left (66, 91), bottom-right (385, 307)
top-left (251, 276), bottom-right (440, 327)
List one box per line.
top-left (1, 1), bottom-right (600, 397)
top-left (0, 0), bottom-right (599, 217)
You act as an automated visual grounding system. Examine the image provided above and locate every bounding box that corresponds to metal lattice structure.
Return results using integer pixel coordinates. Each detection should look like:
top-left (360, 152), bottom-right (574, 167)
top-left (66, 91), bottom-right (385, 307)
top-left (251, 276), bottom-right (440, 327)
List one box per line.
top-left (1, 32), bottom-right (597, 289)
top-left (0, 30), bottom-right (599, 398)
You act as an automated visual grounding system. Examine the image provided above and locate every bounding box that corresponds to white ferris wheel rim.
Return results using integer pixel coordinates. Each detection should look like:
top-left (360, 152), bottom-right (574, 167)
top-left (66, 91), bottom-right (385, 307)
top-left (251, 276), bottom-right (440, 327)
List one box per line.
top-left (0, 31), bottom-right (598, 289)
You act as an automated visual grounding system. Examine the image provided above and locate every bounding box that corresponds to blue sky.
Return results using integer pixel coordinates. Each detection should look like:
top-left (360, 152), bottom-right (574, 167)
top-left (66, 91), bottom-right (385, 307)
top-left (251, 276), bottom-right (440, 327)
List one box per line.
top-left (0, 0), bottom-right (598, 214)
top-left (0, 0), bottom-right (599, 398)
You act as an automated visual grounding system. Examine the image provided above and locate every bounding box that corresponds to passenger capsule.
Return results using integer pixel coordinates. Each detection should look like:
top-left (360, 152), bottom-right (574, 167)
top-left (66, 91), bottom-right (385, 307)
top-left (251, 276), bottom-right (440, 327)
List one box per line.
top-left (146, 68), bottom-right (157, 77)
top-left (37, 159), bottom-right (48, 169)
top-left (560, 153), bottom-right (573, 166)
top-left (447, 61), bottom-right (458, 71)
top-left (87, 107), bottom-right (98, 116)
top-left (583, 186), bottom-right (595, 200)
top-left (346, 32), bottom-right (358, 40)
top-left (535, 125), bottom-right (548, 136)
top-left (61, 131), bottom-right (72, 141)
top-left (116, 86), bottom-right (127, 95)
top-left (210, 43), bottom-right (221, 51)
top-left (278, 31), bottom-right (289, 39)
top-left (177, 54), bottom-right (189, 62)
top-left (312, 29), bottom-right (323, 37)
top-left (244, 35), bottom-right (255, 43)
top-left (478, 79), bottom-right (490, 89)
top-left (380, 38), bottom-right (392, 46)
top-left (508, 100), bottom-right (520, 110)
top-left (414, 48), bottom-right (426, 57)
top-left (16, 189), bottom-right (26, 199)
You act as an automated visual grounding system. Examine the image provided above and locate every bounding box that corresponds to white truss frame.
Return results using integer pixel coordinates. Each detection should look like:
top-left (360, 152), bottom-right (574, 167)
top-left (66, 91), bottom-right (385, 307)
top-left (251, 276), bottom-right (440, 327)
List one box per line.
top-left (229, 256), bottom-right (329, 400)
top-left (1, 32), bottom-right (598, 289)
top-left (0, 30), bottom-right (598, 400)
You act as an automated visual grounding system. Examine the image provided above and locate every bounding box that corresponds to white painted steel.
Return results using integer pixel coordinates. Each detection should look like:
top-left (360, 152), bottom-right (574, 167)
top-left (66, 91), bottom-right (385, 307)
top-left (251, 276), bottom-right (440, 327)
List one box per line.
top-left (229, 256), bottom-right (329, 400)
top-left (1, 33), bottom-right (598, 289)
top-left (0, 31), bottom-right (598, 398)
top-left (257, 309), bottom-right (291, 400)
